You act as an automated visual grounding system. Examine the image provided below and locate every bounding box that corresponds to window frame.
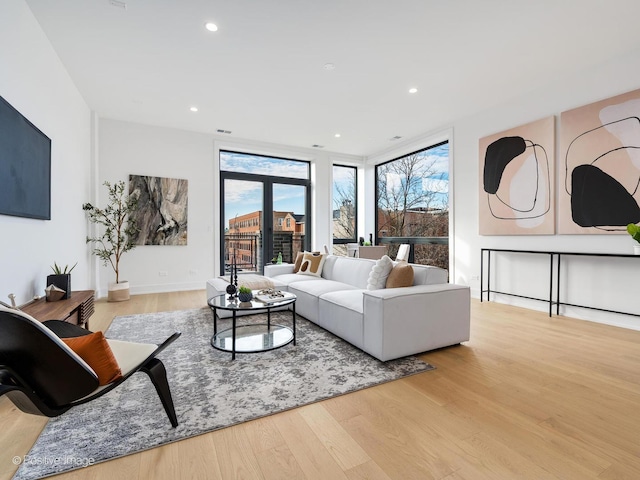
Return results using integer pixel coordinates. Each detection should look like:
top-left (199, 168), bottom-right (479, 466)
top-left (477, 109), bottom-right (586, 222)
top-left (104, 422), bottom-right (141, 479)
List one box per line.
top-left (332, 164), bottom-right (359, 246)
top-left (219, 150), bottom-right (311, 275)
top-left (374, 141), bottom-right (449, 266)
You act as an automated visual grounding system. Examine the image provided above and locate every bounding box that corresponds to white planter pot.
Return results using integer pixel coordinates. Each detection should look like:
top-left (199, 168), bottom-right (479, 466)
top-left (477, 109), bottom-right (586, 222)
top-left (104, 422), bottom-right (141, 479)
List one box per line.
top-left (634, 245), bottom-right (640, 256)
top-left (108, 280), bottom-right (130, 302)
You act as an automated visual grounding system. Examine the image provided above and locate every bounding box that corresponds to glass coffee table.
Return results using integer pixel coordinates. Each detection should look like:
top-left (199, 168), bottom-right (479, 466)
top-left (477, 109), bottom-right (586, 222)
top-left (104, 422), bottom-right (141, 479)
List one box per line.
top-left (207, 291), bottom-right (297, 360)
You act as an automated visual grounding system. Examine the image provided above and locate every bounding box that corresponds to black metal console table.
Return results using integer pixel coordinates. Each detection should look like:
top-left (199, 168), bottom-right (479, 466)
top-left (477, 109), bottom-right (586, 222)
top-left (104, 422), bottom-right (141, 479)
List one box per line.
top-left (480, 248), bottom-right (640, 318)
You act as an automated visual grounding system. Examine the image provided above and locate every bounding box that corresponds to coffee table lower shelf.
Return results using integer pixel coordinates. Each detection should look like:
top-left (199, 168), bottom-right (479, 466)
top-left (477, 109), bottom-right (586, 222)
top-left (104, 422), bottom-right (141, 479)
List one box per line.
top-left (208, 291), bottom-right (297, 360)
top-left (211, 323), bottom-right (294, 354)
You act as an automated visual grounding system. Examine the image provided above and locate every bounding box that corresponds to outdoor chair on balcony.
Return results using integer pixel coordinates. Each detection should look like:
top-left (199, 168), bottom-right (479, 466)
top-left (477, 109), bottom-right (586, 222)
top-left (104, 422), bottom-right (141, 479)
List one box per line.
top-left (396, 244), bottom-right (410, 262)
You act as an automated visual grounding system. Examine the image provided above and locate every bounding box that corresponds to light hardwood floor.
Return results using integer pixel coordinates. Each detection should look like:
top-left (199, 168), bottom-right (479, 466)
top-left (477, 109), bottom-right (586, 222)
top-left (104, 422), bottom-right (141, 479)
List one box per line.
top-left (2, 291), bottom-right (640, 480)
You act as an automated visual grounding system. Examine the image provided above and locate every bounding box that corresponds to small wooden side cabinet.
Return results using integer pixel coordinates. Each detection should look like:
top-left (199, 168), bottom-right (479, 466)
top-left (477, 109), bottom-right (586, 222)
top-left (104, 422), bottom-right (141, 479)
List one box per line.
top-left (22, 290), bottom-right (95, 329)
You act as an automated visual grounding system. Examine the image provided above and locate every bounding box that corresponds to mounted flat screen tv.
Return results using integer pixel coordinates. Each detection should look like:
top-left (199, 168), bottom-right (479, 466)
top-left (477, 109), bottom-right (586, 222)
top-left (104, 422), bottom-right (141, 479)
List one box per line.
top-left (0, 95), bottom-right (51, 220)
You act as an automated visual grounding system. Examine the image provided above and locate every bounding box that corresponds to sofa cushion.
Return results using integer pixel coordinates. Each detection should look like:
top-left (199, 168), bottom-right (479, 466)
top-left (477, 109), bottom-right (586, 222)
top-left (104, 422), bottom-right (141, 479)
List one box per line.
top-left (289, 279), bottom-right (358, 324)
top-left (318, 290), bottom-right (365, 347)
top-left (386, 262), bottom-right (414, 288)
top-left (411, 264), bottom-right (448, 285)
top-left (321, 255), bottom-right (375, 288)
top-left (297, 252), bottom-right (327, 277)
top-left (269, 273), bottom-right (317, 288)
top-left (319, 289), bottom-right (364, 314)
top-left (366, 255), bottom-right (393, 290)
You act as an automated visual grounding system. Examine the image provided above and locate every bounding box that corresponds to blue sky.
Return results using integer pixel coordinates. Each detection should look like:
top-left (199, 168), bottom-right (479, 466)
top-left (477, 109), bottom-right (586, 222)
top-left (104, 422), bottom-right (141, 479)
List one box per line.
top-left (222, 143), bottom-right (449, 228)
top-left (221, 152), bottom-right (307, 226)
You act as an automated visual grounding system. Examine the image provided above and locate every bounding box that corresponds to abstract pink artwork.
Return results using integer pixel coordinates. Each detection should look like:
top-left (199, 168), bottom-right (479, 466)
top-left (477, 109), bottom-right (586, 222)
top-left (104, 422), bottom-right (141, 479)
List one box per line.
top-left (479, 116), bottom-right (555, 235)
top-left (559, 88), bottom-right (640, 234)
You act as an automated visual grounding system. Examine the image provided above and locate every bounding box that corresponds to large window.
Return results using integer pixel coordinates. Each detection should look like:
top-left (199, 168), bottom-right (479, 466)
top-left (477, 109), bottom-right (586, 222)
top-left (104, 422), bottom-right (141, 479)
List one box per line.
top-left (375, 142), bottom-right (449, 270)
top-left (332, 164), bottom-right (358, 255)
top-left (220, 151), bottom-right (311, 274)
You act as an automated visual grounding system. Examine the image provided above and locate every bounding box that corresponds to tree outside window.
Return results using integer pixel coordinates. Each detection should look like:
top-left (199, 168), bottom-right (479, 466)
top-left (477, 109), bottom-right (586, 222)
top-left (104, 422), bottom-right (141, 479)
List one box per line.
top-left (376, 142), bottom-right (449, 269)
top-left (332, 165), bottom-right (358, 255)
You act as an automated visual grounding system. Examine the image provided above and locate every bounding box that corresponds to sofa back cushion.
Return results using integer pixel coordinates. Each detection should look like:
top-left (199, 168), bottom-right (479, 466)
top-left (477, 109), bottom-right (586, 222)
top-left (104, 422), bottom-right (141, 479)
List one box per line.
top-left (322, 255), bottom-right (375, 289)
top-left (411, 264), bottom-right (448, 285)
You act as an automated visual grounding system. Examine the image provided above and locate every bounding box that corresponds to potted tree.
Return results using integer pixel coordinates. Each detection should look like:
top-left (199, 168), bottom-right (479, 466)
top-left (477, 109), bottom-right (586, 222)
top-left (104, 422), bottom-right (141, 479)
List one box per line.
top-left (627, 223), bottom-right (640, 255)
top-left (83, 180), bottom-right (138, 301)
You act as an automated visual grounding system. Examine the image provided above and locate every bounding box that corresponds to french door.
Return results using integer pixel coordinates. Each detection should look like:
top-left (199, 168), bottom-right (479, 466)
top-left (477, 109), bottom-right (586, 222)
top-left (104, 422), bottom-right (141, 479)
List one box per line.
top-left (220, 172), bottom-right (310, 275)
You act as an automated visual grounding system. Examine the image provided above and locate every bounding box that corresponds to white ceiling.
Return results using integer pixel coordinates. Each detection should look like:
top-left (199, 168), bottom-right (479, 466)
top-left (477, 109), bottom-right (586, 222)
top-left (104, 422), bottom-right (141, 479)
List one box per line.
top-left (25, 0), bottom-right (640, 157)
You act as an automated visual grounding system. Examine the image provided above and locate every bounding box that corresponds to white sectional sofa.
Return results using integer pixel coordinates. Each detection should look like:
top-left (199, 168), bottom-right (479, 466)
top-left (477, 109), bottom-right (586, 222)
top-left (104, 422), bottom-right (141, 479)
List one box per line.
top-left (262, 255), bottom-right (470, 361)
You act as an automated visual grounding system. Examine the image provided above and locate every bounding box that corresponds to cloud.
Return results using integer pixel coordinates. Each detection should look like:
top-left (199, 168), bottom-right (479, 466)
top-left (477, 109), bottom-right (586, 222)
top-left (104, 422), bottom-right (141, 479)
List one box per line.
top-left (221, 152), bottom-right (308, 179)
top-left (224, 179), bottom-right (263, 204)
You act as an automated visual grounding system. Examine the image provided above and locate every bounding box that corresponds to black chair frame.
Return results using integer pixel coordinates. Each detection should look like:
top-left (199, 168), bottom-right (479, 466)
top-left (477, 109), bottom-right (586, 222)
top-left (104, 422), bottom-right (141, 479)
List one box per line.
top-left (0, 308), bottom-right (181, 427)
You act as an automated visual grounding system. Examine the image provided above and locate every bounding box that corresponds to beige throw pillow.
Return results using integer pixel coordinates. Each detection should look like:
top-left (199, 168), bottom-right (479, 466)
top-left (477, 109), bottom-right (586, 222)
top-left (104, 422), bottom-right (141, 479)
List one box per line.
top-left (297, 252), bottom-right (326, 277)
top-left (385, 262), bottom-right (414, 288)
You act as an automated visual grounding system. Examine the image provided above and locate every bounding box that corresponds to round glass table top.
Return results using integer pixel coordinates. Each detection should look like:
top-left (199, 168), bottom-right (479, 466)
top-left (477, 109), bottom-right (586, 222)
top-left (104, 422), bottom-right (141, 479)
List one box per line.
top-left (207, 291), bottom-right (296, 311)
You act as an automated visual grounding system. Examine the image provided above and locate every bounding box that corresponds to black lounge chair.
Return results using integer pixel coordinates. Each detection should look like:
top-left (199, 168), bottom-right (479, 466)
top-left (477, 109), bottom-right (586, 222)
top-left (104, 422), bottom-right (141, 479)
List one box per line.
top-left (0, 306), bottom-right (181, 427)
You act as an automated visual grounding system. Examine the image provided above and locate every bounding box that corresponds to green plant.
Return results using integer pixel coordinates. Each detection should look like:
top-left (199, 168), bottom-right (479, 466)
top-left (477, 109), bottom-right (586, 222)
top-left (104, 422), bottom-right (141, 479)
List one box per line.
top-left (51, 261), bottom-right (77, 275)
top-left (238, 285), bottom-right (252, 294)
top-left (627, 223), bottom-right (640, 244)
top-left (83, 180), bottom-right (138, 284)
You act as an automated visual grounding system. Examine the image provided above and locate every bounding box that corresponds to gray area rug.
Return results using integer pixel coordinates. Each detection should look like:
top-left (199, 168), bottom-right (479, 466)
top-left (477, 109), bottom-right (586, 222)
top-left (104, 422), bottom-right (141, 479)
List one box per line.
top-left (14, 307), bottom-right (434, 479)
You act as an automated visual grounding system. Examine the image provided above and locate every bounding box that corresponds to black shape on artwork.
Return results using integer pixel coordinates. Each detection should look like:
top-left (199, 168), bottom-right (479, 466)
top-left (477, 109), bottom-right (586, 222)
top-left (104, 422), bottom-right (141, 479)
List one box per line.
top-left (564, 117), bottom-right (640, 230)
top-left (570, 165), bottom-right (640, 227)
top-left (482, 135), bottom-right (550, 221)
top-left (483, 136), bottom-right (527, 194)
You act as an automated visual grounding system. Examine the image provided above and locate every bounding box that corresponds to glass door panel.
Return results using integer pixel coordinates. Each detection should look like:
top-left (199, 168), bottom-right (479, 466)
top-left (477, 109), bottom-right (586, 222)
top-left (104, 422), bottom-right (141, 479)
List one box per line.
top-left (272, 184), bottom-right (307, 264)
top-left (223, 179), bottom-right (263, 274)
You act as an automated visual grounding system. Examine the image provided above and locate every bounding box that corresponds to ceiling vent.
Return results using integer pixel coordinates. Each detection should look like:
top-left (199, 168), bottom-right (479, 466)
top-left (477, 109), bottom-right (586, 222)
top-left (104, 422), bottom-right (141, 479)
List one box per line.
top-left (312, 144), bottom-right (325, 148)
top-left (108, 0), bottom-right (127, 9)
top-left (390, 136), bottom-right (402, 141)
top-left (216, 129), bottom-right (232, 134)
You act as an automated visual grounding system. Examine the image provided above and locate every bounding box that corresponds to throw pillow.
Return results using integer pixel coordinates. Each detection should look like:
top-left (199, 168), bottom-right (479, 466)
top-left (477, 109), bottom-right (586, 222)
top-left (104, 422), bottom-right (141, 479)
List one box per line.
top-left (63, 332), bottom-right (123, 386)
top-left (386, 262), bottom-right (414, 288)
top-left (293, 251), bottom-right (304, 273)
top-left (297, 252), bottom-right (326, 277)
top-left (366, 255), bottom-right (394, 290)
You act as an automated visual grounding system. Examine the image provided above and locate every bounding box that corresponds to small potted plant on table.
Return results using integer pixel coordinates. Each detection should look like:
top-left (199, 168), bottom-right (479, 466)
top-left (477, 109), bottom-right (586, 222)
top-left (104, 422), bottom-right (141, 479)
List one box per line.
top-left (238, 286), bottom-right (253, 303)
top-left (46, 261), bottom-right (77, 300)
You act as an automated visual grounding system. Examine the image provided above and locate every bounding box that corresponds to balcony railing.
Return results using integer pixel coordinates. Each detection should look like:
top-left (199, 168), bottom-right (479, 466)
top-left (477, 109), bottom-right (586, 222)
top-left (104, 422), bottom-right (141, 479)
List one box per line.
top-left (224, 232), bottom-right (305, 273)
top-left (376, 236), bottom-right (449, 271)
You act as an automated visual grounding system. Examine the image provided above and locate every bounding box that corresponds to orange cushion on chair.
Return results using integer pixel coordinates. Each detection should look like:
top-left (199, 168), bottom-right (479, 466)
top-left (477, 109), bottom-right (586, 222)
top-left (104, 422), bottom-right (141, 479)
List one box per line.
top-left (63, 332), bottom-right (123, 386)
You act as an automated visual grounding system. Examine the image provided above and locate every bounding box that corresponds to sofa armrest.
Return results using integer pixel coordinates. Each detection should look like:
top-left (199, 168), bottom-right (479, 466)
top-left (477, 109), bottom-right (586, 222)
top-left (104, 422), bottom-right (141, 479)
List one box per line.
top-left (362, 284), bottom-right (470, 361)
top-left (264, 263), bottom-right (295, 278)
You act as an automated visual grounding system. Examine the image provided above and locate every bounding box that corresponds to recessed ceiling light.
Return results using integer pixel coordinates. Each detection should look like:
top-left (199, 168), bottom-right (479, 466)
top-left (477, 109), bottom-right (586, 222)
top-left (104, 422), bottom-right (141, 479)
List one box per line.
top-left (334, 133), bottom-right (341, 138)
top-left (323, 63), bottom-right (335, 71)
top-left (205, 22), bottom-right (218, 32)
top-left (409, 88), bottom-right (418, 94)
top-left (190, 106), bottom-right (198, 112)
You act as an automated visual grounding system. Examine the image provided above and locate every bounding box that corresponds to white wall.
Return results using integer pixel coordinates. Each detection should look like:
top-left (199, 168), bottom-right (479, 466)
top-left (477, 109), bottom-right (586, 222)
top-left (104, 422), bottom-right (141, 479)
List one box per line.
top-left (97, 120), bottom-right (215, 297)
top-left (0, 1), bottom-right (92, 306)
top-left (452, 46), bottom-right (640, 330)
top-left (98, 119), bottom-right (362, 297)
